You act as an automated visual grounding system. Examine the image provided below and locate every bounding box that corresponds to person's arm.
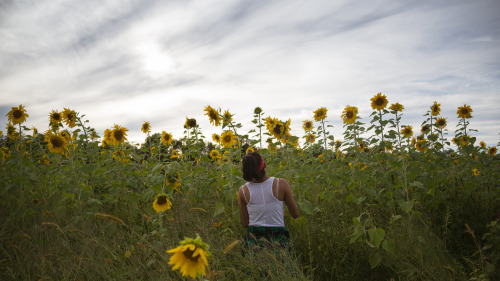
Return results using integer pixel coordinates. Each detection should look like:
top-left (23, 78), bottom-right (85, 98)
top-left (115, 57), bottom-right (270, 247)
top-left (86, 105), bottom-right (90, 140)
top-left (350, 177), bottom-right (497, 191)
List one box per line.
top-left (237, 186), bottom-right (250, 228)
top-left (280, 179), bottom-right (299, 218)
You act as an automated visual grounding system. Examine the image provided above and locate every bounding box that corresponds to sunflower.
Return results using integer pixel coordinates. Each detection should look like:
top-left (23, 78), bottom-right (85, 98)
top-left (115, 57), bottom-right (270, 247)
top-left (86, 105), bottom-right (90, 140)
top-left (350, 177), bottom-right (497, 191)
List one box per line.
top-left (384, 141), bottom-right (394, 152)
top-left (305, 133), bottom-right (316, 143)
top-left (220, 131), bottom-right (236, 148)
top-left (112, 149), bottom-right (129, 163)
top-left (210, 149), bottom-right (220, 159)
top-left (488, 146), bottom-right (497, 156)
top-left (165, 172), bottom-right (181, 190)
top-left (459, 135), bottom-right (469, 146)
top-left (479, 141), bottom-right (486, 149)
top-left (335, 140), bottom-right (342, 149)
top-left (415, 139), bottom-right (428, 152)
top-left (389, 103), bottom-right (404, 112)
top-left (167, 235), bottom-right (210, 279)
top-left (254, 107), bottom-right (263, 115)
top-left (44, 130), bottom-right (68, 155)
top-left (109, 125), bottom-right (128, 145)
top-left (204, 105), bottom-right (221, 126)
top-left (451, 137), bottom-right (458, 145)
top-left (435, 117), bottom-right (447, 129)
top-left (6, 104), bottom-right (29, 125)
top-left (62, 108), bottom-right (76, 128)
top-left (60, 130), bottom-right (72, 141)
top-left (211, 133), bottom-right (221, 144)
top-left (185, 118), bottom-right (197, 129)
top-left (370, 92), bottom-right (388, 111)
top-left (264, 116), bottom-right (277, 132)
top-left (302, 120), bottom-right (313, 132)
top-left (472, 168), bottom-right (480, 177)
top-left (141, 121), bottom-right (151, 133)
top-left (270, 121), bottom-right (285, 139)
top-left (430, 102), bottom-right (441, 116)
top-left (32, 127), bottom-right (38, 137)
top-left (313, 107), bottom-right (327, 121)
top-left (421, 124), bottom-right (430, 134)
top-left (161, 131), bottom-right (173, 146)
top-left (222, 110), bottom-right (232, 124)
top-left (170, 150), bottom-right (179, 159)
top-left (0, 131), bottom-right (2, 137)
top-left (358, 141), bottom-right (366, 152)
top-left (341, 105), bottom-right (358, 124)
top-left (49, 110), bottom-right (62, 126)
top-left (1, 147), bottom-right (10, 162)
top-left (152, 193), bottom-right (172, 213)
top-left (103, 129), bottom-right (113, 144)
top-left (245, 147), bottom-right (254, 154)
top-left (401, 126), bottom-right (413, 138)
top-left (457, 104), bottom-right (472, 118)
top-left (6, 123), bottom-right (17, 139)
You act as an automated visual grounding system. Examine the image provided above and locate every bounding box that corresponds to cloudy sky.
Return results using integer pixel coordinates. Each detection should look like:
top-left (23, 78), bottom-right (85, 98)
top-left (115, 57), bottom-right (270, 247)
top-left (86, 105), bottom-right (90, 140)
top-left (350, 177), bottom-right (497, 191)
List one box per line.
top-left (1, 0), bottom-right (499, 147)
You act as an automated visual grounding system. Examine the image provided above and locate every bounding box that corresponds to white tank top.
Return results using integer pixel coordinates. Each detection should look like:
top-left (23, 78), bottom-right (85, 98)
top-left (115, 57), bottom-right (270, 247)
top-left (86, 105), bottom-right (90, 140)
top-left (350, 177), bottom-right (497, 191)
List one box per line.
top-left (244, 177), bottom-right (285, 227)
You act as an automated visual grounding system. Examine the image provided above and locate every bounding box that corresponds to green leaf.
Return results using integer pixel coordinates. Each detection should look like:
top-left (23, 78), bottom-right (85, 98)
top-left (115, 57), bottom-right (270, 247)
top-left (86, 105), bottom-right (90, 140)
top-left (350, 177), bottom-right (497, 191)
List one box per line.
top-left (214, 202), bottom-right (225, 216)
top-left (369, 252), bottom-right (382, 268)
top-left (297, 199), bottom-right (313, 215)
top-left (368, 227), bottom-right (385, 248)
top-left (382, 239), bottom-right (395, 254)
top-left (398, 200), bottom-right (414, 213)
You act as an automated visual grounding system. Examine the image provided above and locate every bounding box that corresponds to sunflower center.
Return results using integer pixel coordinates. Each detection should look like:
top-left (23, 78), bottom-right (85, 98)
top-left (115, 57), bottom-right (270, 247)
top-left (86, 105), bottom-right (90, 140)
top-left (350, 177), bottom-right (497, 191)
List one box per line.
top-left (143, 124), bottom-right (148, 130)
top-left (53, 113), bottom-right (61, 120)
top-left (273, 124), bottom-right (283, 135)
top-left (50, 136), bottom-right (64, 148)
top-left (114, 130), bottom-right (124, 141)
top-left (461, 108), bottom-right (469, 115)
top-left (404, 129), bottom-right (410, 134)
top-left (438, 120), bottom-right (445, 126)
top-left (182, 247), bottom-right (200, 262)
top-left (163, 135), bottom-right (170, 141)
top-left (187, 119), bottom-right (197, 127)
top-left (306, 123), bottom-right (311, 128)
top-left (375, 98), bottom-right (384, 106)
top-left (316, 111), bottom-right (323, 118)
top-left (209, 111), bottom-right (217, 120)
top-left (432, 106), bottom-right (438, 112)
top-left (13, 110), bottom-right (23, 119)
top-left (223, 135), bottom-right (231, 142)
top-left (346, 111), bottom-right (354, 119)
top-left (157, 196), bottom-right (167, 205)
top-left (68, 113), bottom-right (74, 122)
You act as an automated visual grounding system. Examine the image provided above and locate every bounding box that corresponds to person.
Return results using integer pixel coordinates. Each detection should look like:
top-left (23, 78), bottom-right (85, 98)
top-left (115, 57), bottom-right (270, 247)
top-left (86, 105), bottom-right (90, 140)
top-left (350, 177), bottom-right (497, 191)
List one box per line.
top-left (237, 152), bottom-right (299, 249)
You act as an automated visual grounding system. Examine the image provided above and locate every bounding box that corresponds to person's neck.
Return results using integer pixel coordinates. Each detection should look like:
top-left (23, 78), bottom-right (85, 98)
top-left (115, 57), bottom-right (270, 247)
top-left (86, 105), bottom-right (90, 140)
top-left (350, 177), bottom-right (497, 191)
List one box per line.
top-left (252, 175), bottom-right (269, 183)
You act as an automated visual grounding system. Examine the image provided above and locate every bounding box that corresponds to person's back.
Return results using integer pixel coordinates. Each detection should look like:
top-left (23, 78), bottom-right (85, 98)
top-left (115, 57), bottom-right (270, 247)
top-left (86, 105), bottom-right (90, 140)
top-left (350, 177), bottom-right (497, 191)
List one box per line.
top-left (237, 152), bottom-right (299, 248)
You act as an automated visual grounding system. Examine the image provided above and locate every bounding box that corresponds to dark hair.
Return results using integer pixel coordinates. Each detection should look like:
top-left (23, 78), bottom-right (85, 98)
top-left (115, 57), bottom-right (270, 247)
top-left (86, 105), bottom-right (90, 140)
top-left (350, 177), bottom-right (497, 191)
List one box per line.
top-left (242, 152), bottom-right (265, 182)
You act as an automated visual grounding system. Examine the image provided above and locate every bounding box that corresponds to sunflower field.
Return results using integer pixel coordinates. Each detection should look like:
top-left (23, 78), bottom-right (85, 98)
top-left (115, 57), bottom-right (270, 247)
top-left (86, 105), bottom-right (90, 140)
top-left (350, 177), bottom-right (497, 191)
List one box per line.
top-left (1, 95), bottom-right (499, 281)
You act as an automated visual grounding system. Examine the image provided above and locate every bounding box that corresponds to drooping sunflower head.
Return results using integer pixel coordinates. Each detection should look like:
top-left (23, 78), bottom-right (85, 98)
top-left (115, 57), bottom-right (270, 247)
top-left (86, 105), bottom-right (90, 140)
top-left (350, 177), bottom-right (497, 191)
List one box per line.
top-left (185, 118), bottom-right (197, 129)
top-left (254, 107), bottom-right (263, 115)
top-left (264, 116), bottom-right (277, 132)
top-left (370, 92), bottom-right (388, 111)
top-left (488, 146), bottom-right (497, 156)
top-left (62, 108), bottom-right (76, 128)
top-left (457, 104), bottom-right (473, 118)
top-left (6, 104), bottom-right (29, 125)
top-left (459, 135), bottom-right (469, 146)
top-left (341, 105), bottom-right (358, 124)
top-left (212, 133), bottom-right (221, 144)
top-left (435, 117), bottom-right (447, 129)
top-left (335, 140), bottom-right (342, 149)
top-left (431, 102), bottom-right (441, 116)
top-left (222, 110), bottom-right (232, 123)
top-left (220, 130), bottom-right (236, 148)
top-left (167, 235), bottom-right (210, 279)
top-left (451, 137), bottom-right (458, 145)
top-left (210, 149), bottom-right (220, 159)
top-left (161, 131), bottom-right (173, 146)
top-left (421, 124), bottom-right (430, 135)
top-left (49, 110), bottom-right (62, 126)
top-left (389, 102), bottom-right (404, 112)
top-left (245, 147), bottom-right (254, 154)
top-left (313, 107), bottom-right (328, 121)
top-left (401, 125), bottom-right (413, 138)
top-left (306, 133), bottom-right (316, 143)
top-left (152, 193), bottom-right (172, 213)
top-left (302, 120), bottom-right (313, 132)
top-left (103, 129), bottom-right (113, 144)
top-left (358, 141), bottom-right (365, 152)
top-left (110, 125), bottom-right (128, 145)
top-left (61, 130), bottom-right (72, 141)
top-left (204, 105), bottom-right (221, 127)
top-left (141, 121), bottom-right (151, 134)
top-left (44, 130), bottom-right (68, 155)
